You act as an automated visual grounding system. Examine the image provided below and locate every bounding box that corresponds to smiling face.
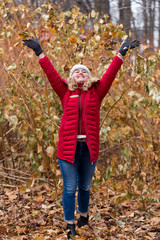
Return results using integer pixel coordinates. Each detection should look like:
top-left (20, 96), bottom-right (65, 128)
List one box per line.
top-left (72, 68), bottom-right (90, 84)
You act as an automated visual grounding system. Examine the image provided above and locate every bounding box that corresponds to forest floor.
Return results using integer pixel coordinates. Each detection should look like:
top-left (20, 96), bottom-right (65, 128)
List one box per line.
top-left (0, 178), bottom-right (160, 240)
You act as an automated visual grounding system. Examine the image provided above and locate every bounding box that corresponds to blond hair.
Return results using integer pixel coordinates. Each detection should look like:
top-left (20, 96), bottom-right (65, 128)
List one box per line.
top-left (67, 76), bottom-right (99, 91)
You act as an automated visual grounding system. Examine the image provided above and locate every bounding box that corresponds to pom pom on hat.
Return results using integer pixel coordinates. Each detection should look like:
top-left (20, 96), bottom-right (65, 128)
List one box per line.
top-left (70, 64), bottom-right (91, 78)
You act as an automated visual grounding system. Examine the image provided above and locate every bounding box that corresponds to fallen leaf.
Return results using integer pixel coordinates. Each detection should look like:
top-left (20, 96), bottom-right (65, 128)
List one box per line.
top-left (75, 238), bottom-right (85, 240)
top-left (6, 191), bottom-right (17, 201)
top-left (69, 36), bottom-right (77, 43)
top-left (32, 210), bottom-right (40, 216)
top-left (36, 195), bottom-right (45, 203)
top-left (150, 216), bottom-right (160, 226)
top-left (144, 236), bottom-right (154, 240)
top-left (0, 225), bottom-right (7, 235)
top-left (16, 226), bottom-right (26, 235)
top-left (33, 236), bottom-right (44, 240)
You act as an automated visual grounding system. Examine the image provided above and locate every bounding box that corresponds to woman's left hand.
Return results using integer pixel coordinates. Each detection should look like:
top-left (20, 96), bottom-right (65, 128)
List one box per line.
top-left (118, 36), bottom-right (140, 56)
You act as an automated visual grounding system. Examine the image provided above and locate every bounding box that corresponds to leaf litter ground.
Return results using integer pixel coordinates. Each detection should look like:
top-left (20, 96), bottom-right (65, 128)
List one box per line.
top-left (0, 180), bottom-right (159, 240)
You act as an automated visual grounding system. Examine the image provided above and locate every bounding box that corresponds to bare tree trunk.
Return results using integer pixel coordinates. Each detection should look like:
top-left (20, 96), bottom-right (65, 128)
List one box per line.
top-left (88, 0), bottom-right (95, 9)
top-left (123, 0), bottom-right (132, 32)
top-left (62, 0), bottom-right (73, 11)
top-left (77, 0), bottom-right (92, 13)
top-left (36, 0), bottom-right (38, 8)
top-left (143, 0), bottom-right (148, 42)
top-left (118, 0), bottom-right (132, 33)
top-left (101, 0), bottom-right (110, 18)
top-left (50, 0), bottom-right (55, 4)
top-left (148, 0), bottom-right (156, 46)
top-left (95, 0), bottom-right (101, 12)
top-left (119, 0), bottom-right (123, 23)
top-left (30, 0), bottom-right (35, 6)
top-left (159, 0), bottom-right (160, 46)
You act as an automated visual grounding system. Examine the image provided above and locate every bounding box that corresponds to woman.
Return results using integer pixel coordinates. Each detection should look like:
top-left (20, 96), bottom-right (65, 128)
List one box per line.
top-left (23, 36), bottom-right (140, 239)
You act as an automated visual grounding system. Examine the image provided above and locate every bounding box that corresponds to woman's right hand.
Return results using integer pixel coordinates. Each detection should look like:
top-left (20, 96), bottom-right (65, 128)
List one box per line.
top-left (22, 36), bottom-right (43, 56)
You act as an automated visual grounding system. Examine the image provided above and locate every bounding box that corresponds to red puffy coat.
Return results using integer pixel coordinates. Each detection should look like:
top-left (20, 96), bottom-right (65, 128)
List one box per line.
top-left (39, 56), bottom-right (123, 163)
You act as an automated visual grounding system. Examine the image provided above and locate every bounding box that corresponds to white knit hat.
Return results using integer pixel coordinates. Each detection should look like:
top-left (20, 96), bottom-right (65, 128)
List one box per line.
top-left (69, 64), bottom-right (91, 78)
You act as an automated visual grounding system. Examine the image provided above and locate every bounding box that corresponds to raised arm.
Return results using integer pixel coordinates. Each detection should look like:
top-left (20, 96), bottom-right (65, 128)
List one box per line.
top-left (96, 55), bottom-right (123, 101)
top-left (23, 37), bottom-right (68, 100)
top-left (39, 55), bottom-right (68, 100)
top-left (96, 36), bottom-right (140, 101)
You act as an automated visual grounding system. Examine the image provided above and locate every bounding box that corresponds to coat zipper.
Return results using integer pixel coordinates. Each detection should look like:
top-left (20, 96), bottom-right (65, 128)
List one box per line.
top-left (73, 90), bottom-right (79, 163)
top-left (79, 89), bottom-right (82, 135)
top-left (84, 92), bottom-right (93, 164)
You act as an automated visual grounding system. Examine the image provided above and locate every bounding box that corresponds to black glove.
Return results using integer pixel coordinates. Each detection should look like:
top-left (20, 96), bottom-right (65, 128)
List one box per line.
top-left (22, 36), bottom-right (43, 56)
top-left (119, 36), bottom-right (140, 56)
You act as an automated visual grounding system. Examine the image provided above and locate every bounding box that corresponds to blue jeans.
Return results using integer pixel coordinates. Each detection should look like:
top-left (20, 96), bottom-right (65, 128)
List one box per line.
top-left (58, 141), bottom-right (96, 221)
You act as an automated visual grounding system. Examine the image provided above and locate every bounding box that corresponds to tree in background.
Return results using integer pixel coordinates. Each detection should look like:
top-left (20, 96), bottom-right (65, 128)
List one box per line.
top-left (118, 0), bottom-right (132, 33)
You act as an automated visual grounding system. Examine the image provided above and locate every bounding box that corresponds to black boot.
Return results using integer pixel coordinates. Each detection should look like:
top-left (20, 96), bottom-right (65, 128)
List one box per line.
top-left (66, 223), bottom-right (76, 239)
top-left (77, 215), bottom-right (89, 228)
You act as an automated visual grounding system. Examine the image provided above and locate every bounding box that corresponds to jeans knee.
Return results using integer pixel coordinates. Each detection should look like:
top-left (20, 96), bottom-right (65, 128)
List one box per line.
top-left (63, 186), bottom-right (77, 196)
top-left (79, 185), bottom-right (91, 192)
